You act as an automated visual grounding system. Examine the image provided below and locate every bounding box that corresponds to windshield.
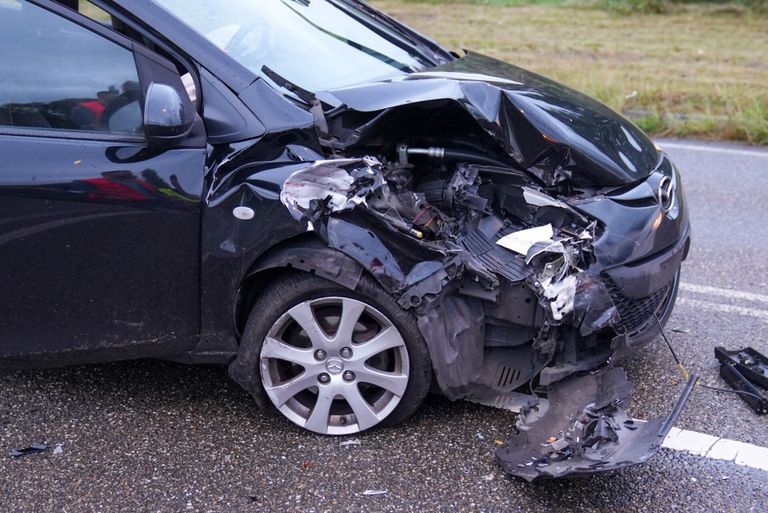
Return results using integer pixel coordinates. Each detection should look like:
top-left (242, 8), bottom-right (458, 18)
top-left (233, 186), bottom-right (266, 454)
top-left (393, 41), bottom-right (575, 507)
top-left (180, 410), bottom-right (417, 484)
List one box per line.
top-left (151, 0), bottom-right (435, 92)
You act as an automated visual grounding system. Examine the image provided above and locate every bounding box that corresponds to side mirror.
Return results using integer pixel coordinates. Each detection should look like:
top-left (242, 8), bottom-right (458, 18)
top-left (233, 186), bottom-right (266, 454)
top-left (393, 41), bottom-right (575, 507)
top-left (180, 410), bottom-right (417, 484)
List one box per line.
top-left (144, 82), bottom-right (195, 150)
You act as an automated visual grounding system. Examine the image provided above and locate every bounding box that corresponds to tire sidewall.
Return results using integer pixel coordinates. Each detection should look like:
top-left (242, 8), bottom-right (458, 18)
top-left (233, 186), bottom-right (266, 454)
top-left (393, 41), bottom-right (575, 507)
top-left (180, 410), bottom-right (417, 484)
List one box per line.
top-left (230, 272), bottom-right (432, 431)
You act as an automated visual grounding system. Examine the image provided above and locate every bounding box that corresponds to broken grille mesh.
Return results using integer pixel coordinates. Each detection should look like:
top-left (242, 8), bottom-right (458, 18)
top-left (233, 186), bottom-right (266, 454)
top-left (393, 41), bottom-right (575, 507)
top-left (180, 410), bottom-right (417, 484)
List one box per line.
top-left (602, 276), bottom-right (674, 336)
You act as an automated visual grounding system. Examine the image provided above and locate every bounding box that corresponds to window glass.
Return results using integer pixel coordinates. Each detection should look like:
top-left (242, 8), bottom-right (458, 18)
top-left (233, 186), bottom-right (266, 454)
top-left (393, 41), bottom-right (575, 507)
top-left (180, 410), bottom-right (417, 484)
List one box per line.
top-left (151, 0), bottom-right (433, 92)
top-left (0, 0), bottom-right (143, 135)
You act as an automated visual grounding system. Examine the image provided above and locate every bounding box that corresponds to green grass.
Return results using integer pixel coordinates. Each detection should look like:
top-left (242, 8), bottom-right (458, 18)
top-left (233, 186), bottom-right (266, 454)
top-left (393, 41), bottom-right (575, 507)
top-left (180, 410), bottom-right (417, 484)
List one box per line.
top-left (373, 0), bottom-right (768, 144)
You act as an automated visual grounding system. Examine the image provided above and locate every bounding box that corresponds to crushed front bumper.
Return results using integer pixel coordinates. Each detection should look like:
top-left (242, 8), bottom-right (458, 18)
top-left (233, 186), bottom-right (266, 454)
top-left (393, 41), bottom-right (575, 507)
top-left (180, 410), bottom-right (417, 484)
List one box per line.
top-left (496, 367), bottom-right (698, 481)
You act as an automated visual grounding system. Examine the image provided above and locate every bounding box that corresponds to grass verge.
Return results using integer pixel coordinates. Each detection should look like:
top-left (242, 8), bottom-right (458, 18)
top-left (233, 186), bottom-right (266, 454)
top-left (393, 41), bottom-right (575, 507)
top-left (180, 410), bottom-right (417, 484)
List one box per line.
top-left (372, 1), bottom-right (768, 143)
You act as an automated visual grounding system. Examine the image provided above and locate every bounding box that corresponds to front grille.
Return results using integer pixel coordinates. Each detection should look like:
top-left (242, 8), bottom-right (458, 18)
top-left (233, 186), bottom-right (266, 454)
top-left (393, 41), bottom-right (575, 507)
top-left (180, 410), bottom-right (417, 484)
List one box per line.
top-left (603, 276), bottom-right (675, 336)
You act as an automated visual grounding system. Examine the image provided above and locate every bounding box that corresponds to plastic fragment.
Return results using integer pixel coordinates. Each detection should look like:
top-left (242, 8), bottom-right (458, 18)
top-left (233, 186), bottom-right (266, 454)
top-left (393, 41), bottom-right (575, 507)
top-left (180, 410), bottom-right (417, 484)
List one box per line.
top-left (496, 224), bottom-right (553, 255)
top-left (10, 443), bottom-right (48, 458)
top-left (339, 439), bottom-right (361, 447)
top-left (362, 490), bottom-right (388, 496)
top-left (53, 443), bottom-right (64, 455)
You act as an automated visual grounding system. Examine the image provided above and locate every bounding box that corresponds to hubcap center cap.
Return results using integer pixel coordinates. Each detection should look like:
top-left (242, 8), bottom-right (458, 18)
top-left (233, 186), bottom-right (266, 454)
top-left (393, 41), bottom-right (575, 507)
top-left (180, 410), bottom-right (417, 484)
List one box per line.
top-left (325, 358), bottom-right (344, 374)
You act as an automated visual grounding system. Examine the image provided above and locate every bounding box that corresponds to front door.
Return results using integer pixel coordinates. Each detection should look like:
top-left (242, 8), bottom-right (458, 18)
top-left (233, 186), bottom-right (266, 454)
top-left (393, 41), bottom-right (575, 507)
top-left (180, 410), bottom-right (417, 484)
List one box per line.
top-left (0, 0), bottom-right (205, 364)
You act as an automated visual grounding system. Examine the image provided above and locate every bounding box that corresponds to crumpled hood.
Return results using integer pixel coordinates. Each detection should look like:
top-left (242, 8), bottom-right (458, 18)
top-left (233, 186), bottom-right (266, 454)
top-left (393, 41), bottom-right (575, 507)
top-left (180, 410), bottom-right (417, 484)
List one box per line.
top-left (327, 52), bottom-right (659, 186)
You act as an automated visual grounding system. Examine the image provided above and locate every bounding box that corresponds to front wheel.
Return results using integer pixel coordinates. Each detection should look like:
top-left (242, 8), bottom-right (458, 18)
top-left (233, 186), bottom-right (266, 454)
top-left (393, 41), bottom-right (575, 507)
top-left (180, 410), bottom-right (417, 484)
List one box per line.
top-left (231, 272), bottom-right (432, 435)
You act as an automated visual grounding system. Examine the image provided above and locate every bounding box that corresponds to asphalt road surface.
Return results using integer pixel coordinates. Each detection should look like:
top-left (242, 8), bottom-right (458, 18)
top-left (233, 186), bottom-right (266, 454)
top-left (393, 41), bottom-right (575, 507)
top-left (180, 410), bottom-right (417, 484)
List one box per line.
top-left (2, 139), bottom-right (767, 513)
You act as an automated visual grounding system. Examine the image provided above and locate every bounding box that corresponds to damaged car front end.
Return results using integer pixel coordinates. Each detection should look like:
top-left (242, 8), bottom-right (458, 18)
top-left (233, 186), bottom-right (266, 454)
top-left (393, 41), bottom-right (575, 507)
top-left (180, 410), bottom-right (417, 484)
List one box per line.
top-left (3, 0), bottom-right (693, 482)
top-left (267, 107), bottom-right (692, 478)
top-left (186, 1), bottom-right (693, 480)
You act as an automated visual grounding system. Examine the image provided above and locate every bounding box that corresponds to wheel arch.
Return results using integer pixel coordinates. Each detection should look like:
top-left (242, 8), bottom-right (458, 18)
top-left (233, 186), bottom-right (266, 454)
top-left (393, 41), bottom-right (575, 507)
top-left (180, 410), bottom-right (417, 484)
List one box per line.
top-left (234, 234), bottom-right (366, 339)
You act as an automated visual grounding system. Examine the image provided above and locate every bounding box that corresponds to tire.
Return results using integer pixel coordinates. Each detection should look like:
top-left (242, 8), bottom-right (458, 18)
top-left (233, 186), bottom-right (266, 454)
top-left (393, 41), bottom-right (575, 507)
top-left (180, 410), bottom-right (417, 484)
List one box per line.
top-left (229, 272), bottom-right (432, 435)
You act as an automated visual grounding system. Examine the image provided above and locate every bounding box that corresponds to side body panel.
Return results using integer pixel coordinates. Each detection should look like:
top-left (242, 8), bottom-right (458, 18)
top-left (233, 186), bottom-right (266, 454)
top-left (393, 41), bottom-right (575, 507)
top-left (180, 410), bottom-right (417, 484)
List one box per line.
top-left (0, 136), bottom-right (205, 364)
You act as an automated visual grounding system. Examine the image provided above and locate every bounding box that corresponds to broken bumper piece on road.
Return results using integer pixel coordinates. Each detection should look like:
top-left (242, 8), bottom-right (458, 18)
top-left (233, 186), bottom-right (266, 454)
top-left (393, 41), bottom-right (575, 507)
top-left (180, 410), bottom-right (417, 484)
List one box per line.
top-left (496, 367), bottom-right (698, 481)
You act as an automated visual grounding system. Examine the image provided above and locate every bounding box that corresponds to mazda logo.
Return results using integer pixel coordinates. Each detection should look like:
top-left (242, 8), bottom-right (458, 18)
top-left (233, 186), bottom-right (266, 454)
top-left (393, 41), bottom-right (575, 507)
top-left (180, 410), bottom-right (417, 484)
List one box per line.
top-left (657, 176), bottom-right (676, 213)
top-left (326, 358), bottom-right (344, 374)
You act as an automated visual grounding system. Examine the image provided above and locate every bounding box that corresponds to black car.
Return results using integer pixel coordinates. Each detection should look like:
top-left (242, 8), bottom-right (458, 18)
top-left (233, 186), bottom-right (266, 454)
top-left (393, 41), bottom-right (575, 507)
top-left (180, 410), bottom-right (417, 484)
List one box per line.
top-left (0, 0), bottom-right (692, 480)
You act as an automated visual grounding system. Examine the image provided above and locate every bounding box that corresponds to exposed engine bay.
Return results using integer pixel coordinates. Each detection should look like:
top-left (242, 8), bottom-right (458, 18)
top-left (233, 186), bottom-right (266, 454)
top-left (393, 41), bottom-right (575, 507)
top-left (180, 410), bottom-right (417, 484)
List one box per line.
top-left (277, 142), bottom-right (694, 480)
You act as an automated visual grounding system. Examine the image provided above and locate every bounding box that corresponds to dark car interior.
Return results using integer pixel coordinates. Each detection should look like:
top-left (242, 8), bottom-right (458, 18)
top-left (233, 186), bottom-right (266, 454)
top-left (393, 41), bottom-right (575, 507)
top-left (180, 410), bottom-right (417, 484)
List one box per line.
top-left (0, 0), bottom-right (195, 134)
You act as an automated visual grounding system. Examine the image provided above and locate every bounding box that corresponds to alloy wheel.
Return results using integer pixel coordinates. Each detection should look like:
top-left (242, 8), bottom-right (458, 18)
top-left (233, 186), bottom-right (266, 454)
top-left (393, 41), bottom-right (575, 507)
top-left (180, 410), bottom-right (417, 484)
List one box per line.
top-left (260, 296), bottom-right (410, 435)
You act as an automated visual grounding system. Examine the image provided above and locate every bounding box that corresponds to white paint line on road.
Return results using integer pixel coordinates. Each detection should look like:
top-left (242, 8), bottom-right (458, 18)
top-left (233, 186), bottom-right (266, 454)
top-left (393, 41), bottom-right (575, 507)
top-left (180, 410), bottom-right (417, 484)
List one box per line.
top-left (657, 141), bottom-right (768, 159)
top-left (680, 282), bottom-right (768, 305)
top-left (663, 427), bottom-right (768, 472)
top-left (677, 297), bottom-right (768, 321)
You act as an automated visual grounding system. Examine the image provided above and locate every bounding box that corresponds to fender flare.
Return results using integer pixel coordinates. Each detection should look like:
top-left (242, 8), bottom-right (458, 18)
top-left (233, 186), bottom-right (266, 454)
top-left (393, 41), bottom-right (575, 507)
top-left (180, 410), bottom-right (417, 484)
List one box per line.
top-left (244, 236), bottom-right (365, 291)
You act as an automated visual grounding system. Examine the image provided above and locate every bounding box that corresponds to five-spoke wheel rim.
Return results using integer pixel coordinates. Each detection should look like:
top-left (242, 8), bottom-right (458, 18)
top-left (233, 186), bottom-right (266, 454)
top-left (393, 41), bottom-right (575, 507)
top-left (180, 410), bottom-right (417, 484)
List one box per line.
top-left (260, 296), bottom-right (410, 435)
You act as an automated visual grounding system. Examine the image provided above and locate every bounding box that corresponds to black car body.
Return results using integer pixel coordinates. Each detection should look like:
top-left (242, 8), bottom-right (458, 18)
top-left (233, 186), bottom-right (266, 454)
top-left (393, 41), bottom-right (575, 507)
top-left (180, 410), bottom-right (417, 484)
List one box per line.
top-left (0, 0), bottom-right (692, 480)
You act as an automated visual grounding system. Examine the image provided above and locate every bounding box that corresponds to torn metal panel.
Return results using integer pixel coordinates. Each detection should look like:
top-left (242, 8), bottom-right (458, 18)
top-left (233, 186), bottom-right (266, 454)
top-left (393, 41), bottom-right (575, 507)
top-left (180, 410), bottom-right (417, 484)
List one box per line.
top-left (325, 216), bottom-right (406, 292)
top-left (280, 157), bottom-right (385, 222)
top-left (495, 368), bottom-right (698, 481)
top-left (327, 52), bottom-right (659, 187)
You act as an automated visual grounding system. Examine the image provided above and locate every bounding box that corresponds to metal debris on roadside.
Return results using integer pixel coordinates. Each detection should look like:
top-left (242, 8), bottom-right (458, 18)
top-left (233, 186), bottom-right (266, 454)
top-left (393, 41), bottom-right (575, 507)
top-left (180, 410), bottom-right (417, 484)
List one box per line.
top-left (362, 490), bottom-right (388, 496)
top-left (10, 443), bottom-right (48, 458)
top-left (715, 346), bottom-right (768, 415)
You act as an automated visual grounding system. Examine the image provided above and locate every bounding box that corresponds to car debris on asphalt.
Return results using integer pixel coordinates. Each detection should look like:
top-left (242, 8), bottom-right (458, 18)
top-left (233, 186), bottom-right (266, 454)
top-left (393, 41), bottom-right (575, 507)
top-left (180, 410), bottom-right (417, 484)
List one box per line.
top-left (10, 443), bottom-right (49, 459)
top-left (361, 490), bottom-right (389, 496)
top-left (715, 346), bottom-right (768, 415)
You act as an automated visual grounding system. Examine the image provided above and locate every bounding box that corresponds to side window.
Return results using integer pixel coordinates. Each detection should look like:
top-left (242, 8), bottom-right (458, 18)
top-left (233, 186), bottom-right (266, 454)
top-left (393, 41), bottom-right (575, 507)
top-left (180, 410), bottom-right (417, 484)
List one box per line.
top-left (0, 0), bottom-right (143, 135)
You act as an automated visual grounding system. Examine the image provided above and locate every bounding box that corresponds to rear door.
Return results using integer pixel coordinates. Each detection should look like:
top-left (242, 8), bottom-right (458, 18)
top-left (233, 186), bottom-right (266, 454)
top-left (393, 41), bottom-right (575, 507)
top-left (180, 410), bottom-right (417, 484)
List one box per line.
top-left (0, 0), bottom-right (205, 363)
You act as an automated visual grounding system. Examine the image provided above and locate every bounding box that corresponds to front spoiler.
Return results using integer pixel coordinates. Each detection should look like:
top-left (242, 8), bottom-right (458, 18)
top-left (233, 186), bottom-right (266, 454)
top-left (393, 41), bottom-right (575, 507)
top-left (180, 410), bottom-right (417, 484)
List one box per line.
top-left (495, 367), bottom-right (698, 481)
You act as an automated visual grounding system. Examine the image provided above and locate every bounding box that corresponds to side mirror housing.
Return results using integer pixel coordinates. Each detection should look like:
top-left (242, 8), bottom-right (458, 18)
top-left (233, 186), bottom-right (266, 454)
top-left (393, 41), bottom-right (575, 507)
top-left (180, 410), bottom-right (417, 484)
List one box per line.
top-left (144, 82), bottom-right (195, 150)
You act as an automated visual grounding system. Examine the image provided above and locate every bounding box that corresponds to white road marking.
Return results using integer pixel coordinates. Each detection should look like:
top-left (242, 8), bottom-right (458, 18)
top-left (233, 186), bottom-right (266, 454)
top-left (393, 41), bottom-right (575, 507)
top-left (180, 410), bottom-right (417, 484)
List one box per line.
top-left (680, 283), bottom-right (768, 305)
top-left (663, 427), bottom-right (768, 472)
top-left (657, 141), bottom-right (768, 159)
top-left (677, 297), bottom-right (768, 321)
